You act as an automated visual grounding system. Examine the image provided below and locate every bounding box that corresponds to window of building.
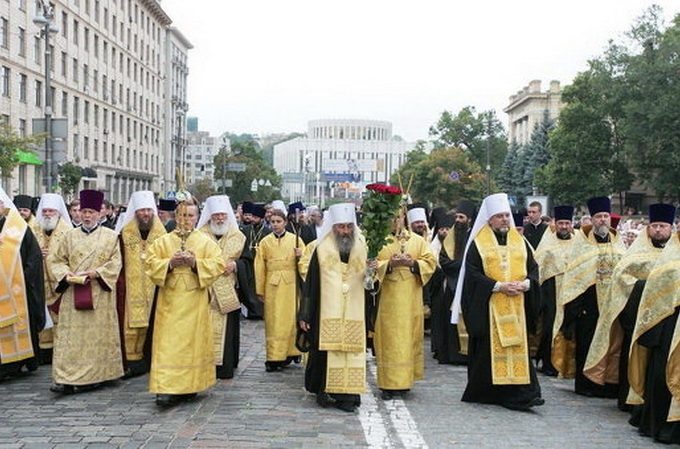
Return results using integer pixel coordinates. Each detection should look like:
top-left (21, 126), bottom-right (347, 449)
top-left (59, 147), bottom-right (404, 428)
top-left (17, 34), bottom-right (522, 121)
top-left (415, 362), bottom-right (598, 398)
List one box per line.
top-left (60, 51), bottom-right (67, 77)
top-left (84, 136), bottom-right (89, 160)
top-left (72, 57), bottom-right (78, 82)
top-left (73, 19), bottom-right (79, 45)
top-left (18, 119), bottom-right (26, 137)
top-left (84, 27), bottom-right (89, 51)
top-left (73, 96), bottom-right (79, 124)
top-left (61, 11), bottom-right (68, 38)
top-left (18, 73), bottom-right (26, 102)
top-left (34, 79), bottom-right (42, 106)
top-left (18, 27), bottom-right (26, 57)
top-left (33, 36), bottom-right (41, 64)
top-left (93, 34), bottom-right (99, 58)
top-left (0, 17), bottom-right (7, 49)
top-left (1, 66), bottom-right (9, 96)
top-left (61, 91), bottom-right (67, 115)
top-left (84, 100), bottom-right (90, 123)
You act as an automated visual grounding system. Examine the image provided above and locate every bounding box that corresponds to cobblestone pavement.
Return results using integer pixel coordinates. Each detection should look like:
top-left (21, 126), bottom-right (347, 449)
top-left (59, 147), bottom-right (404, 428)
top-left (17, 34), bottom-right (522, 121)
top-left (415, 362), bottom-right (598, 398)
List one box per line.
top-left (0, 319), bottom-right (659, 448)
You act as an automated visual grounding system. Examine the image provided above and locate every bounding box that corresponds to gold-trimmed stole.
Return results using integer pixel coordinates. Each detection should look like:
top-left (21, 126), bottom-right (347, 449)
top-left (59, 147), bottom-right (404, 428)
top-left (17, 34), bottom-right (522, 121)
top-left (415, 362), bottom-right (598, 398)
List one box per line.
top-left (476, 225), bottom-right (530, 385)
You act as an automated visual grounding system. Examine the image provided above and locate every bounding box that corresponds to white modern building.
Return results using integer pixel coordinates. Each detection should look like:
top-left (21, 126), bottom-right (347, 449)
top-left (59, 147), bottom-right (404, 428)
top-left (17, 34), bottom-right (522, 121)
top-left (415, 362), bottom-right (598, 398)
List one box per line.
top-left (0, 0), bottom-right (187, 203)
top-left (273, 119), bottom-right (421, 204)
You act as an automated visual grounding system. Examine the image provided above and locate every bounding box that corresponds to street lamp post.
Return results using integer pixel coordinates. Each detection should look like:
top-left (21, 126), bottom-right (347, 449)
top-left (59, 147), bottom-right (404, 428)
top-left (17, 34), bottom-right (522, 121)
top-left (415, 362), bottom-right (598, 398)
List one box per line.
top-left (485, 117), bottom-right (492, 196)
top-left (33, 1), bottom-right (58, 192)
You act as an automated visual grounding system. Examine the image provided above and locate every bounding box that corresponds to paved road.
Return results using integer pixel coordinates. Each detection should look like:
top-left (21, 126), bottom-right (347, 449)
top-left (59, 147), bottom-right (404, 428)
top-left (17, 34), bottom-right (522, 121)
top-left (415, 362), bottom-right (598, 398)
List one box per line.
top-left (0, 319), bottom-right (659, 448)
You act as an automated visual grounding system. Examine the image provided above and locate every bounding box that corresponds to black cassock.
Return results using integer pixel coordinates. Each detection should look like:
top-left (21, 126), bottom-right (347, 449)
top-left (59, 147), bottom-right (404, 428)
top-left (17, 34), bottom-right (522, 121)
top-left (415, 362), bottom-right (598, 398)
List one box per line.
top-left (461, 235), bottom-right (542, 409)
top-left (0, 217), bottom-right (46, 379)
top-left (630, 307), bottom-right (680, 444)
top-left (297, 250), bottom-right (365, 407)
top-left (215, 236), bottom-right (255, 380)
top-left (430, 246), bottom-right (467, 365)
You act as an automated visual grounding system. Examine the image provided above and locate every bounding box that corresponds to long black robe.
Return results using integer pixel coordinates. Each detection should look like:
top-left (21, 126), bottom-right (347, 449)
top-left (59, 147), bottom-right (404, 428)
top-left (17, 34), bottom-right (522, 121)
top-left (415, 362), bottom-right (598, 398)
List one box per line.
top-left (241, 222), bottom-right (271, 318)
top-left (0, 216), bottom-right (46, 379)
top-left (461, 235), bottom-right (542, 408)
top-left (537, 277), bottom-right (557, 374)
top-left (617, 279), bottom-right (646, 409)
top-left (215, 237), bottom-right (254, 379)
top-left (431, 246), bottom-right (467, 365)
top-left (630, 307), bottom-right (680, 443)
top-left (298, 250), bottom-right (363, 406)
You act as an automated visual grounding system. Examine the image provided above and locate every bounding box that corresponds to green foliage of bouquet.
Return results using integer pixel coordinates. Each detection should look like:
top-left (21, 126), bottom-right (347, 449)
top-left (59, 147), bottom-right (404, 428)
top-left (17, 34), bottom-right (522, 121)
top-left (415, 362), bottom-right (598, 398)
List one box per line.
top-left (360, 183), bottom-right (403, 259)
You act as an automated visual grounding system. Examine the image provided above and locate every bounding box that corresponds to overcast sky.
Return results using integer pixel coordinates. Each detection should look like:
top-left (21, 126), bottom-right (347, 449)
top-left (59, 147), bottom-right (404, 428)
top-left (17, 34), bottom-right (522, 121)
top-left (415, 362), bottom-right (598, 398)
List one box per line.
top-left (160, 1), bottom-right (679, 142)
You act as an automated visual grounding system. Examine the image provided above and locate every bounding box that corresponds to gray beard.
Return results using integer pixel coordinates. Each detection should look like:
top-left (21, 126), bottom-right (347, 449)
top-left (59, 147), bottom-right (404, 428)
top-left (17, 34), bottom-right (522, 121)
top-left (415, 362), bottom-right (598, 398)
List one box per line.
top-left (210, 222), bottom-right (229, 236)
top-left (40, 216), bottom-right (58, 231)
top-left (594, 225), bottom-right (609, 237)
top-left (335, 233), bottom-right (354, 258)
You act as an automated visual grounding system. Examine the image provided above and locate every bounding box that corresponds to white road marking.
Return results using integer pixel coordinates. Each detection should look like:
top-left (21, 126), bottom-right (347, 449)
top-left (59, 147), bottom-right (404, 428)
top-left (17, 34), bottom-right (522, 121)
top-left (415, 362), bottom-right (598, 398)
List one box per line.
top-left (359, 357), bottom-right (429, 449)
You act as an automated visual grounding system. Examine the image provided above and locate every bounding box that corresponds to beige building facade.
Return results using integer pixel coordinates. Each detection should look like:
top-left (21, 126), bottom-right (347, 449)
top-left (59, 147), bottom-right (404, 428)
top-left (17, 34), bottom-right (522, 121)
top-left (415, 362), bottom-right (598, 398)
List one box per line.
top-left (504, 79), bottom-right (563, 145)
top-left (0, 0), bottom-right (187, 203)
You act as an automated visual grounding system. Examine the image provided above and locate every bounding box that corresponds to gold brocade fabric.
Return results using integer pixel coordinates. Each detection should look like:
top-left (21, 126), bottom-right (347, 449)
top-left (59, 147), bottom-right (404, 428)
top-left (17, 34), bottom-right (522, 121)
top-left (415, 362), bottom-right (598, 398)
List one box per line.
top-left (668, 316), bottom-right (680, 421)
top-left (254, 232), bottom-right (305, 361)
top-left (144, 231), bottom-right (225, 394)
top-left (441, 231), bottom-right (456, 266)
top-left (121, 218), bottom-right (166, 328)
top-left (476, 225), bottom-right (530, 385)
top-left (0, 209), bottom-right (33, 364)
top-left (558, 228), bottom-right (623, 382)
top-left (47, 226), bottom-right (124, 385)
top-left (560, 227), bottom-right (623, 309)
top-left (534, 229), bottom-right (579, 377)
top-left (374, 230), bottom-right (436, 390)
top-left (316, 234), bottom-right (367, 394)
top-left (120, 218), bottom-right (166, 361)
top-left (298, 240), bottom-right (317, 282)
top-left (585, 232), bottom-right (661, 384)
top-left (36, 217), bottom-right (71, 350)
top-left (201, 224), bottom-right (245, 364)
top-left (627, 233), bottom-right (680, 405)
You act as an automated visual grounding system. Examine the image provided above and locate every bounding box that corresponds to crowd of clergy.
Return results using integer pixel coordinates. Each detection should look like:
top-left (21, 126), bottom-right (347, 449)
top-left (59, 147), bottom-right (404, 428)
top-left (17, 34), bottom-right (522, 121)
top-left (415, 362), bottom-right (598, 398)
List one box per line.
top-left (0, 183), bottom-right (679, 443)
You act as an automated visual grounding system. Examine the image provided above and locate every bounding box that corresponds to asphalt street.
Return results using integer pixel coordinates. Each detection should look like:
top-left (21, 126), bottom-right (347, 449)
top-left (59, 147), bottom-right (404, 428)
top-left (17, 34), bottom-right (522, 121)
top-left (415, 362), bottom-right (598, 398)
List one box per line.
top-left (0, 319), bottom-right (660, 448)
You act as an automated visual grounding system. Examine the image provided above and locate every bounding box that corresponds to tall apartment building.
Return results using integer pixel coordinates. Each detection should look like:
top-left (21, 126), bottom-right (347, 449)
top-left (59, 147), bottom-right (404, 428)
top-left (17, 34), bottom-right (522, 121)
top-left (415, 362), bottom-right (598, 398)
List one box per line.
top-left (0, 0), bottom-right (188, 203)
top-left (185, 128), bottom-right (223, 189)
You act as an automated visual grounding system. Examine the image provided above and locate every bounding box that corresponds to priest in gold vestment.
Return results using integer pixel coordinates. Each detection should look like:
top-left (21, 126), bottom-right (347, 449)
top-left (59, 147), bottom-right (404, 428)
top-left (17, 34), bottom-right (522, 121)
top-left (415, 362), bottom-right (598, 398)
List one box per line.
top-left (48, 190), bottom-right (123, 394)
top-left (0, 189), bottom-right (45, 380)
top-left (298, 203), bottom-right (367, 413)
top-left (255, 209), bottom-right (305, 372)
top-left (585, 203), bottom-right (674, 410)
top-left (115, 191), bottom-right (166, 378)
top-left (374, 211), bottom-right (436, 400)
top-left (145, 201), bottom-right (225, 406)
top-left (198, 195), bottom-right (248, 380)
top-left (456, 193), bottom-right (543, 411)
top-left (34, 193), bottom-right (73, 365)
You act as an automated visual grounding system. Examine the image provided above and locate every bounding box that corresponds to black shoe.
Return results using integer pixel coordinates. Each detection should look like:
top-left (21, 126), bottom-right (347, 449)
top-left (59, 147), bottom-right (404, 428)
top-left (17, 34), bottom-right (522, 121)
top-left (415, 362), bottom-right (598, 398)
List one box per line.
top-left (503, 397), bottom-right (544, 411)
top-left (156, 394), bottom-right (178, 407)
top-left (543, 368), bottom-right (559, 377)
top-left (179, 393), bottom-right (197, 402)
top-left (265, 362), bottom-right (281, 372)
top-left (335, 401), bottom-right (357, 413)
top-left (380, 389), bottom-right (394, 400)
top-left (50, 384), bottom-right (75, 395)
top-left (292, 356), bottom-right (302, 364)
top-left (74, 382), bottom-right (102, 393)
top-left (316, 392), bottom-right (334, 408)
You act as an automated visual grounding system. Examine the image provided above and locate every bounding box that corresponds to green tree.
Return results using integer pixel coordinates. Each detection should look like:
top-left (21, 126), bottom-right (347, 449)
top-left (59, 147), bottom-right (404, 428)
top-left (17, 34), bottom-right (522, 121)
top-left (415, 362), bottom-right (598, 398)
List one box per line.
top-left (534, 70), bottom-right (633, 206)
top-left (617, 6), bottom-right (680, 201)
top-left (58, 162), bottom-right (82, 197)
top-left (524, 111), bottom-right (555, 194)
top-left (429, 107), bottom-right (507, 183)
top-left (0, 123), bottom-right (44, 179)
top-left (188, 177), bottom-right (216, 204)
top-left (213, 140), bottom-right (282, 203)
top-left (390, 146), bottom-right (487, 208)
top-left (499, 141), bottom-right (520, 195)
